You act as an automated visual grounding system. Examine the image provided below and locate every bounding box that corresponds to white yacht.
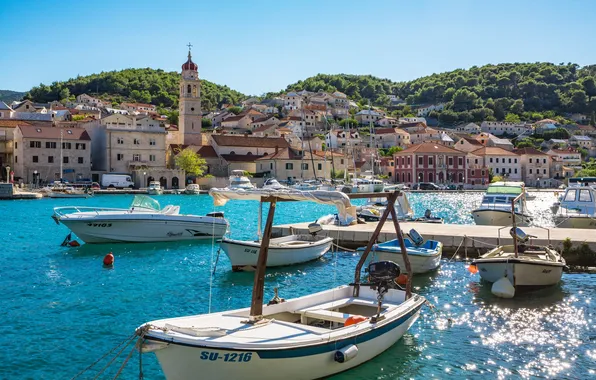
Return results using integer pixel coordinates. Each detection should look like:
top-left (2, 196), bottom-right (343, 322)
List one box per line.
top-left (472, 182), bottom-right (532, 226)
top-left (147, 181), bottom-right (163, 195)
top-left (184, 183), bottom-right (201, 195)
top-left (292, 180), bottom-right (318, 191)
top-left (52, 195), bottom-right (228, 244)
top-left (43, 182), bottom-right (91, 198)
top-left (228, 170), bottom-right (255, 190)
top-left (553, 186), bottom-right (596, 228)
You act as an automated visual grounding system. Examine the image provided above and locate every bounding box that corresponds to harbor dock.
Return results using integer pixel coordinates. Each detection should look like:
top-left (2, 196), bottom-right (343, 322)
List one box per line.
top-left (0, 183), bottom-right (43, 200)
top-left (272, 221), bottom-right (596, 258)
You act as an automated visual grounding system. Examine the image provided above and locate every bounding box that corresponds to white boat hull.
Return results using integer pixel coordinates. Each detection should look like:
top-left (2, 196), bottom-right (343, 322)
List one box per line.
top-left (140, 286), bottom-right (425, 380)
top-left (147, 190), bottom-right (163, 195)
top-left (60, 217), bottom-right (228, 244)
top-left (220, 235), bottom-right (333, 271)
top-left (373, 250), bottom-right (441, 273)
top-left (472, 209), bottom-right (531, 226)
top-left (554, 215), bottom-right (596, 229)
top-left (475, 260), bottom-right (564, 287)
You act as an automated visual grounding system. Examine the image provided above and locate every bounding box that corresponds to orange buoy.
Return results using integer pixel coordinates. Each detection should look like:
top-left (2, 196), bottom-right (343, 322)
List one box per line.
top-left (396, 273), bottom-right (408, 286)
top-left (103, 253), bottom-right (115, 267)
top-left (344, 315), bottom-right (368, 327)
top-left (68, 240), bottom-right (80, 247)
top-left (468, 264), bottom-right (478, 274)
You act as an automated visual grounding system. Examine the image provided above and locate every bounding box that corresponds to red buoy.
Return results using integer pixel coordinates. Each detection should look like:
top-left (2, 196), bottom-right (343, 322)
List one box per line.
top-left (103, 253), bottom-right (115, 267)
top-left (396, 273), bottom-right (408, 286)
top-left (68, 240), bottom-right (80, 247)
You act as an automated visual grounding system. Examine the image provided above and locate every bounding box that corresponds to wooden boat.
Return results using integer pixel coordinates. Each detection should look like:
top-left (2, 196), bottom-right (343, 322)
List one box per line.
top-left (470, 193), bottom-right (565, 298)
top-left (220, 233), bottom-right (333, 271)
top-left (147, 181), bottom-right (164, 195)
top-left (472, 182), bottom-right (532, 226)
top-left (136, 190), bottom-right (425, 380)
top-left (361, 230), bottom-right (442, 273)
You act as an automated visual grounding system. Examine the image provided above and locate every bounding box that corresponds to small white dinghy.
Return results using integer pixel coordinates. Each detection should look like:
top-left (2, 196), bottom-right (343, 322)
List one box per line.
top-left (136, 190), bottom-right (426, 380)
top-left (221, 231), bottom-right (333, 271)
top-left (359, 229), bottom-right (443, 273)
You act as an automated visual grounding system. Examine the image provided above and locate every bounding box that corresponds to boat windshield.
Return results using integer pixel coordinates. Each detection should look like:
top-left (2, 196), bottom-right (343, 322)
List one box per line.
top-left (131, 195), bottom-right (161, 211)
top-left (486, 184), bottom-right (523, 195)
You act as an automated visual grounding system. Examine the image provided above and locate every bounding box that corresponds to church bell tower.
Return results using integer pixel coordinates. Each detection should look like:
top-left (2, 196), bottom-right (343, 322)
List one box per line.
top-left (179, 43), bottom-right (202, 145)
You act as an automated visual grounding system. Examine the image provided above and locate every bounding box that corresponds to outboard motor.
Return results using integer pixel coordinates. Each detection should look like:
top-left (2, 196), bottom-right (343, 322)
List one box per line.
top-left (367, 261), bottom-right (401, 323)
top-left (206, 211), bottom-right (225, 218)
top-left (307, 222), bottom-right (323, 236)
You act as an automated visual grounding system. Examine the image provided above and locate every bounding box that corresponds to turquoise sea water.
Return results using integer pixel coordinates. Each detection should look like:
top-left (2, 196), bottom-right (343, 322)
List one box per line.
top-left (1, 193), bottom-right (594, 379)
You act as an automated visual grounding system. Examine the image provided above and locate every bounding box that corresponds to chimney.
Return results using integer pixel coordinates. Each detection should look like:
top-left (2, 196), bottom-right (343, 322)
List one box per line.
top-left (275, 146), bottom-right (279, 154)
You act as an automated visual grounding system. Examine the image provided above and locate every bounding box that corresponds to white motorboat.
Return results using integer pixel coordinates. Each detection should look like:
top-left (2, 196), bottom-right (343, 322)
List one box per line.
top-left (137, 190), bottom-right (424, 380)
top-left (292, 180), bottom-right (318, 191)
top-left (262, 178), bottom-right (287, 190)
top-left (184, 184), bottom-right (201, 195)
top-left (52, 195), bottom-right (228, 244)
top-left (43, 182), bottom-right (91, 198)
top-left (360, 230), bottom-right (443, 273)
top-left (228, 170), bottom-right (255, 190)
top-left (470, 227), bottom-right (565, 298)
top-left (220, 233), bottom-right (333, 271)
top-left (147, 181), bottom-right (163, 195)
top-left (553, 186), bottom-right (596, 228)
top-left (472, 182), bottom-right (532, 226)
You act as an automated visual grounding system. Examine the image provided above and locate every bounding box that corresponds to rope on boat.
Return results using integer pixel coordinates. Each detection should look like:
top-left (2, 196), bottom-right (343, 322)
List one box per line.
top-left (448, 236), bottom-right (466, 262)
top-left (424, 300), bottom-right (454, 326)
top-left (212, 248), bottom-right (222, 276)
top-left (70, 332), bottom-right (137, 380)
top-left (331, 242), bottom-right (356, 252)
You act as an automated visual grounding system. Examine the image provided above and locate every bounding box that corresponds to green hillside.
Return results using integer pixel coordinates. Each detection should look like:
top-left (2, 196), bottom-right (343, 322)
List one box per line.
top-left (0, 90), bottom-right (26, 103)
top-left (24, 68), bottom-right (246, 111)
top-left (282, 63), bottom-right (596, 123)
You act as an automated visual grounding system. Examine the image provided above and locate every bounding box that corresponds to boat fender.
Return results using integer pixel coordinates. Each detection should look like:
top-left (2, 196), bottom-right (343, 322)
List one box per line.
top-left (396, 273), bottom-right (408, 286)
top-left (491, 277), bottom-right (515, 298)
top-left (334, 344), bottom-right (358, 363)
top-left (103, 253), bottom-right (115, 267)
top-left (467, 264), bottom-right (478, 274)
top-left (344, 315), bottom-right (368, 327)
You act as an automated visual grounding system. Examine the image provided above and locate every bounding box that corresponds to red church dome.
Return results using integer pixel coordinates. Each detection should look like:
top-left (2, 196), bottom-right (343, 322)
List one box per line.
top-left (182, 52), bottom-right (198, 71)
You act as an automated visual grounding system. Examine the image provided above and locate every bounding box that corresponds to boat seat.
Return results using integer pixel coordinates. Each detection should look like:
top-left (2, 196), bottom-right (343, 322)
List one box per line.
top-left (301, 309), bottom-right (350, 324)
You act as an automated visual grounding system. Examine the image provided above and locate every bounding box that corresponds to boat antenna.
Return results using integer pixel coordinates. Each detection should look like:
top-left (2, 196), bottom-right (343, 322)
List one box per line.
top-left (60, 128), bottom-right (63, 182)
top-left (324, 115), bottom-right (336, 183)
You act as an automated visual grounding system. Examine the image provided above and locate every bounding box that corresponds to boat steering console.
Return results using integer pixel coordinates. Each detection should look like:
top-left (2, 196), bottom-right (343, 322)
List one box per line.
top-left (366, 260), bottom-right (401, 323)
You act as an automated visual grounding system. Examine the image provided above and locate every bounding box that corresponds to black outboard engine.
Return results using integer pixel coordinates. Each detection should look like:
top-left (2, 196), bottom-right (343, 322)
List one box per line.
top-left (367, 261), bottom-right (401, 323)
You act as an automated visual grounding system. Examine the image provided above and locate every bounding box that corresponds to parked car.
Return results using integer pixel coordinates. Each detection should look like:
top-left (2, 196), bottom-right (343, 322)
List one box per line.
top-left (414, 182), bottom-right (440, 191)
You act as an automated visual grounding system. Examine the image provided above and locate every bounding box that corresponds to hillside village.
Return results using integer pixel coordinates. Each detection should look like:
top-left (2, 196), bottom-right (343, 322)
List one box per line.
top-left (2, 49), bottom-right (596, 189)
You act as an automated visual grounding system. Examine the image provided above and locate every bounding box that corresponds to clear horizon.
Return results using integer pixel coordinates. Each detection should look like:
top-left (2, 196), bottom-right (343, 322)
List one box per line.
top-left (1, 0), bottom-right (595, 96)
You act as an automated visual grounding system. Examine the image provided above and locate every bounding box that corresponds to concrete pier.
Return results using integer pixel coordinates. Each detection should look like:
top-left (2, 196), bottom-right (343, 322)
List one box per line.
top-left (272, 221), bottom-right (596, 258)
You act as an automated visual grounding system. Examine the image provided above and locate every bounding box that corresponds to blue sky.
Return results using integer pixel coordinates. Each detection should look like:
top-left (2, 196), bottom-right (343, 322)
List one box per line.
top-left (1, 0), bottom-right (595, 96)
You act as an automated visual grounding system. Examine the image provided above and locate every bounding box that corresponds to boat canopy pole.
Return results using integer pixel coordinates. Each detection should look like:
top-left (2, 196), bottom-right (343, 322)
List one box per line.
top-left (511, 193), bottom-right (523, 258)
top-left (389, 206), bottom-right (412, 299)
top-left (353, 191), bottom-right (411, 297)
top-left (257, 201), bottom-right (263, 239)
top-left (249, 198), bottom-right (277, 321)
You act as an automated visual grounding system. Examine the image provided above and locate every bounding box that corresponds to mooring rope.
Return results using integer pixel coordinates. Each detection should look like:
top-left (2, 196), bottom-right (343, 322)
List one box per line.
top-left (331, 242), bottom-right (356, 252)
top-left (70, 333), bottom-right (137, 380)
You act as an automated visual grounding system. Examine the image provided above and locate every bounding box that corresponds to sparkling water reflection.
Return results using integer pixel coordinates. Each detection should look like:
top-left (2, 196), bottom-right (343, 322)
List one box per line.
top-left (0, 193), bottom-right (592, 379)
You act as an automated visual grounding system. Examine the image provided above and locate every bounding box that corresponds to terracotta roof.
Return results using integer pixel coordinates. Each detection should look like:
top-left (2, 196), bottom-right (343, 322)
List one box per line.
top-left (471, 147), bottom-right (519, 156)
top-left (513, 147), bottom-right (548, 156)
top-left (459, 137), bottom-right (483, 146)
top-left (253, 124), bottom-right (277, 133)
top-left (18, 125), bottom-right (91, 140)
top-left (549, 148), bottom-right (580, 154)
top-left (211, 134), bottom-right (289, 148)
top-left (395, 142), bottom-right (465, 155)
top-left (0, 120), bottom-right (32, 128)
top-left (374, 128), bottom-right (396, 135)
top-left (399, 122), bottom-right (426, 129)
top-left (221, 115), bottom-right (245, 122)
top-left (577, 124), bottom-right (596, 131)
top-left (197, 145), bottom-right (219, 158)
top-left (221, 154), bottom-right (263, 162)
top-left (121, 102), bottom-right (155, 108)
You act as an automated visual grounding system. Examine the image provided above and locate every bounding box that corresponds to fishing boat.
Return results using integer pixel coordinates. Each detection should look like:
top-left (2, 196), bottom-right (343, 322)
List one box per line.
top-left (52, 195), bottom-right (228, 244)
top-left (359, 230), bottom-right (443, 273)
top-left (44, 182), bottom-right (92, 198)
top-left (471, 182), bottom-right (532, 226)
top-left (220, 230), bottom-right (333, 271)
top-left (553, 186), bottom-right (596, 228)
top-left (228, 170), bottom-right (255, 190)
top-left (262, 178), bottom-right (287, 190)
top-left (356, 194), bottom-right (443, 224)
top-left (184, 184), bottom-right (201, 195)
top-left (137, 190), bottom-right (426, 380)
top-left (147, 181), bottom-right (164, 195)
top-left (470, 227), bottom-right (565, 298)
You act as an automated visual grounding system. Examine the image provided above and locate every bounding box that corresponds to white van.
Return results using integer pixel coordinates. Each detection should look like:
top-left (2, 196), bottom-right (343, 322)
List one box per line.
top-left (101, 174), bottom-right (135, 189)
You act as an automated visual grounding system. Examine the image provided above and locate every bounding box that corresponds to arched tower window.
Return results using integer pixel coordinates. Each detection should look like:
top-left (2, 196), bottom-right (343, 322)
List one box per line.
top-left (187, 84), bottom-right (192, 94)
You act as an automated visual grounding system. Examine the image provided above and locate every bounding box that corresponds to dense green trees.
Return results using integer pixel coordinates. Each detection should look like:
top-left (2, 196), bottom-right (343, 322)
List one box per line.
top-left (282, 63), bottom-right (596, 123)
top-left (24, 68), bottom-right (245, 111)
top-left (0, 90), bottom-right (26, 103)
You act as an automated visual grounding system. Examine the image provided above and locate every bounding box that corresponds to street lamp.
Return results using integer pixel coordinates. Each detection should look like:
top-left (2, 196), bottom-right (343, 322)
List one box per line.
top-left (5, 166), bottom-right (10, 183)
top-left (33, 170), bottom-right (38, 188)
top-left (143, 171), bottom-right (147, 189)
